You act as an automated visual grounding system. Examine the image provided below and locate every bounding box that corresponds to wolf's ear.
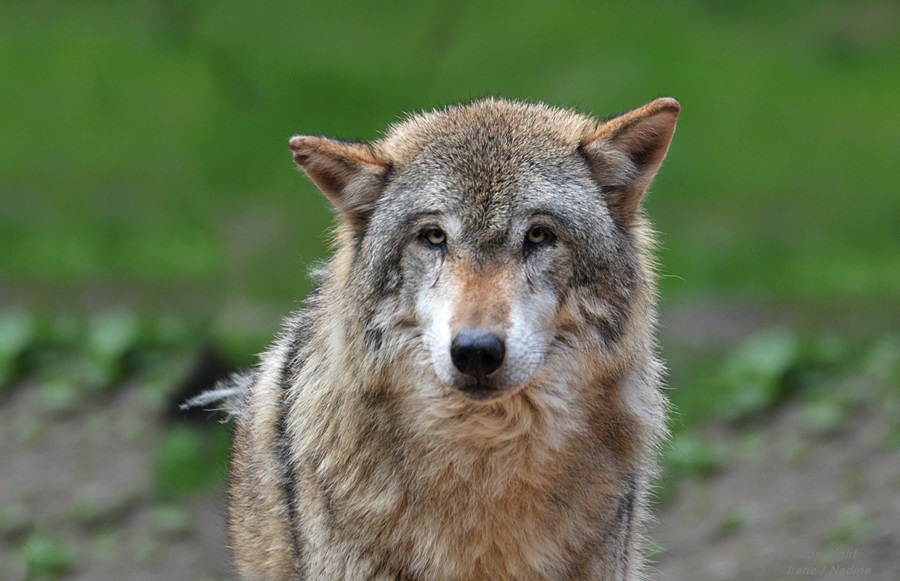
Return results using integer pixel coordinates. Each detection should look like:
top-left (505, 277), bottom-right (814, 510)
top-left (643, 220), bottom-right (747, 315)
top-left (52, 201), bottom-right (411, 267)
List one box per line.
top-left (581, 97), bottom-right (680, 226)
top-left (289, 135), bottom-right (390, 223)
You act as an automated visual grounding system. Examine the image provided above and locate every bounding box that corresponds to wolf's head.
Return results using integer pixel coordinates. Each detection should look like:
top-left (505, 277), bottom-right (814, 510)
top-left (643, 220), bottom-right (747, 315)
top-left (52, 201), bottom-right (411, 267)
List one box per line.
top-left (289, 98), bottom-right (678, 405)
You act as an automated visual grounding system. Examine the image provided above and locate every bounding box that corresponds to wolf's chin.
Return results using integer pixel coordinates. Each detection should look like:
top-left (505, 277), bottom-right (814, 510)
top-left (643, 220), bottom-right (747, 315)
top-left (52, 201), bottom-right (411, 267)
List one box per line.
top-left (455, 380), bottom-right (521, 403)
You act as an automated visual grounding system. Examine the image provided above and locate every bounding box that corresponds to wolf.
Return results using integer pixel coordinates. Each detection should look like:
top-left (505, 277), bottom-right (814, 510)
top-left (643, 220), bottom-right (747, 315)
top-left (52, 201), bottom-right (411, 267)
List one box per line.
top-left (194, 97), bottom-right (680, 579)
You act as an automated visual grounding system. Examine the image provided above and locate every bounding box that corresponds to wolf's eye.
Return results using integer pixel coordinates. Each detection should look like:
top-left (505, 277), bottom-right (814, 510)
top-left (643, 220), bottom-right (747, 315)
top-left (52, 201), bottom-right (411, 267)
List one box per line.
top-left (421, 228), bottom-right (447, 248)
top-left (527, 227), bottom-right (548, 244)
top-left (525, 227), bottom-right (553, 250)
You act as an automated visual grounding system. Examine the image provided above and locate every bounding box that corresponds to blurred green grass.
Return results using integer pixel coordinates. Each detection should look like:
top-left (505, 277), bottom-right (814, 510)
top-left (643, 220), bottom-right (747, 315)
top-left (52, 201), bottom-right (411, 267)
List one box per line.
top-left (2, 0), bottom-right (897, 315)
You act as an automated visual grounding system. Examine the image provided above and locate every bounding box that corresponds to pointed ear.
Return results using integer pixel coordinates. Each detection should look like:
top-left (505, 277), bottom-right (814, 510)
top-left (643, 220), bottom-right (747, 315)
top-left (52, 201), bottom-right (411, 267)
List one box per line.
top-left (581, 97), bottom-right (680, 225)
top-left (289, 135), bottom-right (390, 223)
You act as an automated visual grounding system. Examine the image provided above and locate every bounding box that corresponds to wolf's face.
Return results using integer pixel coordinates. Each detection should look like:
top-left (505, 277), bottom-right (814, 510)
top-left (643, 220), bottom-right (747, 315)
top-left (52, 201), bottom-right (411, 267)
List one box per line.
top-left (370, 145), bottom-right (628, 402)
top-left (408, 212), bottom-right (568, 401)
top-left (393, 191), bottom-right (580, 400)
top-left (289, 99), bottom-right (679, 403)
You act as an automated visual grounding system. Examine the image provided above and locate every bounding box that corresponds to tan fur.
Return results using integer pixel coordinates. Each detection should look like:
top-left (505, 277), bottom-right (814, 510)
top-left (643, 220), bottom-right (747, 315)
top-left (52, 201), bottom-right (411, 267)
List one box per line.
top-left (225, 97), bottom-right (679, 579)
top-left (451, 262), bottom-right (513, 335)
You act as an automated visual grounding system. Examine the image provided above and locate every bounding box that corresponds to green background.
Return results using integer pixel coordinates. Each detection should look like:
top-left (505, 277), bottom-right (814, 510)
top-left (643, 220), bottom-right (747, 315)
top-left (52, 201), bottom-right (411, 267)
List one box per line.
top-left (3, 0), bottom-right (897, 321)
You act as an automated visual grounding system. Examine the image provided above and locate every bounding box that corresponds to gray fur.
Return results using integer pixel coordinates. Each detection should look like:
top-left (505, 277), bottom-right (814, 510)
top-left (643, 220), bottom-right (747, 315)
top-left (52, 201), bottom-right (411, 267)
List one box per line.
top-left (181, 372), bottom-right (253, 420)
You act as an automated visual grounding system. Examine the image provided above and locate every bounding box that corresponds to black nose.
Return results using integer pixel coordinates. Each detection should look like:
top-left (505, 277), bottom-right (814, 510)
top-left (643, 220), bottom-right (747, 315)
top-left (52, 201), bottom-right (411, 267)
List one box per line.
top-left (450, 330), bottom-right (505, 378)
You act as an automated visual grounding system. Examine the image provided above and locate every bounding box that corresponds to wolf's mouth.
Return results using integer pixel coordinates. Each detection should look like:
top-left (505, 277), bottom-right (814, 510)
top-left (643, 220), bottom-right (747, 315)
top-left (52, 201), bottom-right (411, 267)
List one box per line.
top-left (456, 380), bottom-right (508, 402)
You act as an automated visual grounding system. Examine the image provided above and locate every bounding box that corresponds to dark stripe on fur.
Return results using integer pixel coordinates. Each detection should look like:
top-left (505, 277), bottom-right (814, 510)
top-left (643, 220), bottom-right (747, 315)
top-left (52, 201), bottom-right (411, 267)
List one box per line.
top-left (276, 311), bottom-right (316, 577)
top-left (283, 309), bottom-right (316, 386)
top-left (618, 473), bottom-right (638, 575)
top-left (275, 404), bottom-right (305, 577)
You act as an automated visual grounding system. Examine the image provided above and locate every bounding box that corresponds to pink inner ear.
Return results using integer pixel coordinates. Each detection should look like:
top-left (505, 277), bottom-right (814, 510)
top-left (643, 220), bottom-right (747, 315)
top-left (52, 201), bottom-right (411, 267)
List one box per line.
top-left (288, 135), bottom-right (390, 218)
top-left (614, 111), bottom-right (679, 172)
top-left (580, 98), bottom-right (680, 226)
top-left (582, 98), bottom-right (679, 178)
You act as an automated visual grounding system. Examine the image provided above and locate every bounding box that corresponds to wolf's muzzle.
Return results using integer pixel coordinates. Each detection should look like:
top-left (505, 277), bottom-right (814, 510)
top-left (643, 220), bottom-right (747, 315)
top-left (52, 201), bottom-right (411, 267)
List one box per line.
top-left (450, 330), bottom-right (505, 380)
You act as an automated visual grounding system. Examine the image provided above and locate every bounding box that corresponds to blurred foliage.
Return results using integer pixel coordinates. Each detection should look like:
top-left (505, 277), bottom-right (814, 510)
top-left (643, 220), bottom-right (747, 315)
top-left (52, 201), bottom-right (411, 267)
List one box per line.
top-left (23, 532), bottom-right (77, 579)
top-left (658, 330), bottom-right (898, 503)
top-left (664, 433), bottom-right (725, 480)
top-left (716, 331), bottom-right (803, 421)
top-left (719, 506), bottom-right (755, 536)
top-left (0, 505), bottom-right (33, 544)
top-left (667, 330), bottom-right (898, 432)
top-left (0, 310), bottom-right (203, 395)
top-left (1, 0), bottom-right (898, 324)
top-left (153, 423), bottom-right (230, 501)
top-left (149, 504), bottom-right (194, 538)
top-left (0, 311), bottom-right (35, 389)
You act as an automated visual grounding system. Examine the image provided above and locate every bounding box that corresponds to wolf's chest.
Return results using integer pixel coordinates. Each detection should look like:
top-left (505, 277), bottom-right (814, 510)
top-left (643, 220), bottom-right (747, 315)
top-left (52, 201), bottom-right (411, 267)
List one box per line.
top-left (405, 473), bottom-right (578, 577)
top-left (303, 437), bottom-right (595, 578)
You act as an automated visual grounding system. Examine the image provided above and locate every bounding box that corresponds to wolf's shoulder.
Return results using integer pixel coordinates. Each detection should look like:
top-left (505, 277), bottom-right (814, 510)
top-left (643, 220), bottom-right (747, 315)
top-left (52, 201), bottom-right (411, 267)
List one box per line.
top-left (181, 287), bottom-right (322, 420)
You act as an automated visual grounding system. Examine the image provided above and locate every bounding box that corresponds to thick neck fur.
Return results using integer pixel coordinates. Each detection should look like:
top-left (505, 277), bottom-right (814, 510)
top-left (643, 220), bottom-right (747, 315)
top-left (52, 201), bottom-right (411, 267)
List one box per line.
top-left (280, 232), bottom-right (662, 578)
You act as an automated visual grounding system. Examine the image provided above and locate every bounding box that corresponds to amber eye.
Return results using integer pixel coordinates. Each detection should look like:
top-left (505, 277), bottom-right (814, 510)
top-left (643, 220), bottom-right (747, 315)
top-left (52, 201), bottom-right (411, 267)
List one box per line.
top-left (524, 226), bottom-right (554, 256)
top-left (422, 228), bottom-right (447, 248)
top-left (526, 227), bottom-right (549, 245)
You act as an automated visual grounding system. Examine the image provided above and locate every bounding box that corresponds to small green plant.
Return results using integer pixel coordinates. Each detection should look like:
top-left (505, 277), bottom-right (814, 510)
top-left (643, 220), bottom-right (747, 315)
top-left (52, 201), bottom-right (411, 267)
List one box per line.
top-left (82, 310), bottom-right (141, 392)
top-left (664, 434), bottom-right (724, 480)
top-left (719, 506), bottom-right (753, 535)
top-left (36, 380), bottom-right (82, 415)
top-left (23, 532), bottom-right (76, 579)
top-left (825, 506), bottom-right (875, 557)
top-left (717, 331), bottom-right (800, 421)
top-left (0, 310), bottom-right (35, 389)
top-left (153, 424), bottom-right (231, 501)
top-left (801, 399), bottom-right (847, 436)
top-left (150, 504), bottom-right (193, 538)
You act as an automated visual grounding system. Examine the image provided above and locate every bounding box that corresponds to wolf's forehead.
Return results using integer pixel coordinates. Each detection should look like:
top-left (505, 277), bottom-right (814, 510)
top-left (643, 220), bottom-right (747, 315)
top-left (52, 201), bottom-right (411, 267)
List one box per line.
top-left (388, 165), bottom-right (597, 244)
top-left (380, 99), bottom-right (591, 163)
top-left (377, 100), bottom-right (605, 243)
top-left (381, 101), bottom-right (595, 209)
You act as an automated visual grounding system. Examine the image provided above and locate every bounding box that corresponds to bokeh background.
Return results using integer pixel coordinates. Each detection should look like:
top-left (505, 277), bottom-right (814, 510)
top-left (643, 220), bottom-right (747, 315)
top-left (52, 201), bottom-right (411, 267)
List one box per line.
top-left (1, 1), bottom-right (897, 579)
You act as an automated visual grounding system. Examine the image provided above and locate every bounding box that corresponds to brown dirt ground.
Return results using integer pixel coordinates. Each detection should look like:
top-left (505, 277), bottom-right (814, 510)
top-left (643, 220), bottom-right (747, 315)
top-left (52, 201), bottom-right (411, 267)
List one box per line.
top-left (652, 386), bottom-right (900, 579)
top-left (0, 384), bottom-right (231, 580)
